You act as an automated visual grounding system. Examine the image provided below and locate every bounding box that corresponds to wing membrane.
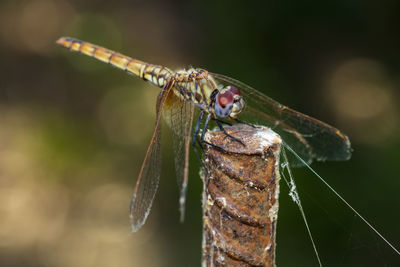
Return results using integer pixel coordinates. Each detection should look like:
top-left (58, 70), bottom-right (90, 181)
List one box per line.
top-left (130, 80), bottom-right (173, 232)
top-left (211, 73), bottom-right (352, 165)
top-left (163, 89), bottom-right (195, 222)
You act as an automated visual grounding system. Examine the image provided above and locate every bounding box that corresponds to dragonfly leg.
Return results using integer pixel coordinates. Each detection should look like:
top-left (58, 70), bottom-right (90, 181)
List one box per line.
top-left (233, 118), bottom-right (259, 128)
top-left (214, 118), bottom-right (232, 126)
top-left (199, 114), bottom-right (221, 149)
top-left (200, 113), bottom-right (211, 141)
top-left (215, 120), bottom-right (245, 146)
top-left (191, 111), bottom-right (226, 161)
top-left (191, 112), bottom-right (217, 172)
top-left (199, 114), bottom-right (237, 151)
top-left (192, 110), bottom-right (205, 147)
top-left (192, 110), bottom-right (205, 162)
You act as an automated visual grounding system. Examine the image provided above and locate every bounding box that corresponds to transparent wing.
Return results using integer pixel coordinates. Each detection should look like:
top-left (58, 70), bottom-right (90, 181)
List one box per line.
top-left (211, 73), bottom-right (352, 165)
top-left (129, 80), bottom-right (173, 232)
top-left (163, 89), bottom-right (195, 222)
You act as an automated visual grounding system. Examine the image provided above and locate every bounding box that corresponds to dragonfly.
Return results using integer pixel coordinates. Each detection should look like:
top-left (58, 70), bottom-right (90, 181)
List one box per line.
top-left (56, 37), bottom-right (352, 232)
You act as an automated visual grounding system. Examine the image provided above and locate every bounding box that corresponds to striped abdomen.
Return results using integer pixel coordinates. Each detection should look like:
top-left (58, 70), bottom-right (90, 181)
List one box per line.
top-left (56, 37), bottom-right (172, 88)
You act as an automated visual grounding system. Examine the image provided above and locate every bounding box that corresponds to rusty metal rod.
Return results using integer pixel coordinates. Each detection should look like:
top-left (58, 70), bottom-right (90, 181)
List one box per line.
top-left (201, 124), bottom-right (282, 267)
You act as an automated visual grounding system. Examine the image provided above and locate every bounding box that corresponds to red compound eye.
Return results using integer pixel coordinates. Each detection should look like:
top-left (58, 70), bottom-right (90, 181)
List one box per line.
top-left (227, 86), bottom-right (241, 96)
top-left (217, 90), bottom-right (234, 108)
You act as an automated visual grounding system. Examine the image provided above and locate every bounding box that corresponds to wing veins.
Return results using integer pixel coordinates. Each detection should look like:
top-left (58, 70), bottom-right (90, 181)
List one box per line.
top-left (130, 79), bottom-right (174, 232)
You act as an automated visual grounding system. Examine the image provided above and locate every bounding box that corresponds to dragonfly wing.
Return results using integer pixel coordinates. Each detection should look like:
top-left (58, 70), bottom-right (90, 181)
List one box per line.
top-left (211, 73), bottom-right (352, 166)
top-left (130, 80), bottom-right (174, 232)
top-left (163, 89), bottom-right (195, 222)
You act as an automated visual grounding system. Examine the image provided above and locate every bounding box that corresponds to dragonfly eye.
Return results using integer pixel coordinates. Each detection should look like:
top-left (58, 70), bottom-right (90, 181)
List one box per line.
top-left (227, 86), bottom-right (241, 97)
top-left (217, 90), bottom-right (234, 107)
top-left (215, 90), bottom-right (234, 118)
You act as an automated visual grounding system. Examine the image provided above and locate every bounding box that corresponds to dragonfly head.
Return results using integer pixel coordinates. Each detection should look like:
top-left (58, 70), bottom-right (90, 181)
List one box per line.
top-left (214, 86), bottom-right (245, 119)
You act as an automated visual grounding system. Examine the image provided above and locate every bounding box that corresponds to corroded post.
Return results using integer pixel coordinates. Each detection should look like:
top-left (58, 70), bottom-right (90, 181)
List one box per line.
top-left (201, 124), bottom-right (282, 267)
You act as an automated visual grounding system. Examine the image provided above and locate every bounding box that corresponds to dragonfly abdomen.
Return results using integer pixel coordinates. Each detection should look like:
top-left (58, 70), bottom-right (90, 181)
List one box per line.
top-left (56, 37), bottom-right (172, 88)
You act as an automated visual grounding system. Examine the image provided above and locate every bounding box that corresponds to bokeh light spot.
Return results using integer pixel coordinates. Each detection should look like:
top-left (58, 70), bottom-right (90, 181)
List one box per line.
top-left (98, 85), bottom-right (158, 146)
top-left (326, 58), bottom-right (399, 144)
top-left (0, 0), bottom-right (75, 54)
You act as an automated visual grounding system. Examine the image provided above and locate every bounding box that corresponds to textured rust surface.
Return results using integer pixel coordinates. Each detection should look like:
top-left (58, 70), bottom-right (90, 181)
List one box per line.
top-left (202, 124), bottom-right (281, 267)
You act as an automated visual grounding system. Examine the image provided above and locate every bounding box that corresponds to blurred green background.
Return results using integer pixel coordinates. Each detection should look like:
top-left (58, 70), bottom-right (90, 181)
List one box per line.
top-left (0, 0), bottom-right (399, 266)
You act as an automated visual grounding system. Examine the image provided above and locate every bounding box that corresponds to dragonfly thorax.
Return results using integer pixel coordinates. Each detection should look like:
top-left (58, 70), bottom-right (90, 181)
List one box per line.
top-left (172, 69), bottom-right (215, 107)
